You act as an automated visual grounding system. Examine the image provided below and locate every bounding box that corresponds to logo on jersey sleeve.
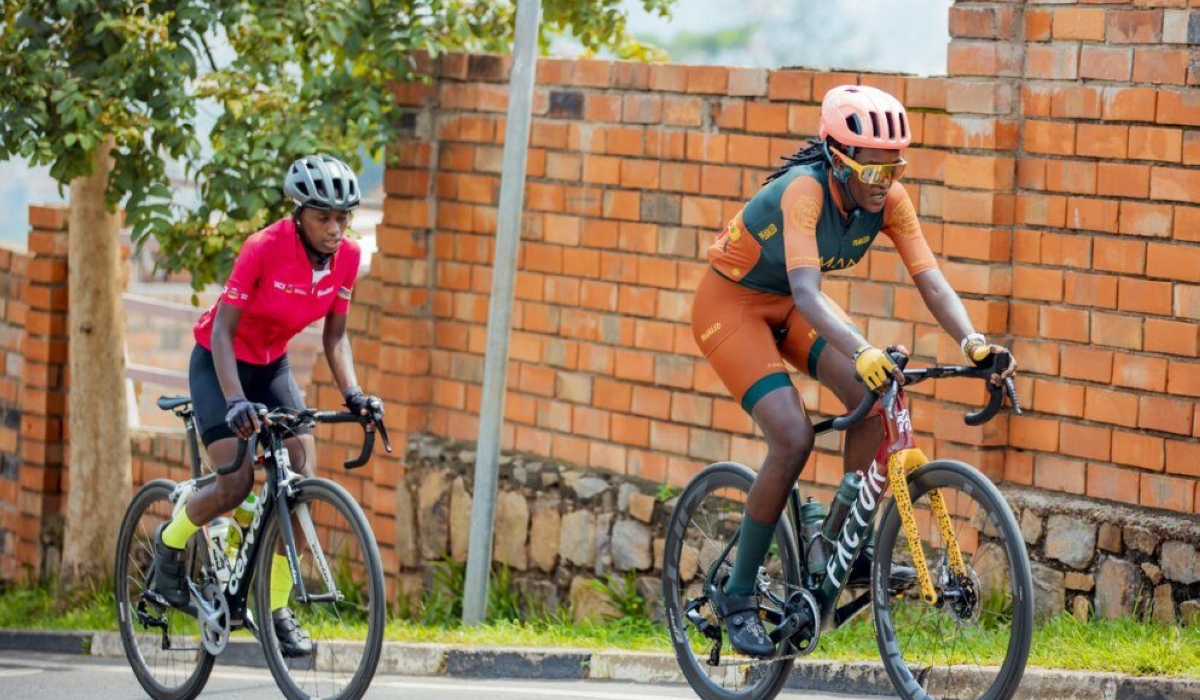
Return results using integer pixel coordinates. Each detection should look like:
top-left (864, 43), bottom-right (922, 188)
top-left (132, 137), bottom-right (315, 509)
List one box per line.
top-left (224, 285), bottom-right (248, 301)
top-left (337, 286), bottom-right (353, 301)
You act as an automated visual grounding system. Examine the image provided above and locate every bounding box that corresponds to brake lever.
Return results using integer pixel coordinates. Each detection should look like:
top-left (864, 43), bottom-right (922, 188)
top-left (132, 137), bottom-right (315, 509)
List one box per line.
top-left (1004, 376), bottom-right (1023, 415)
top-left (366, 398), bottom-right (392, 453)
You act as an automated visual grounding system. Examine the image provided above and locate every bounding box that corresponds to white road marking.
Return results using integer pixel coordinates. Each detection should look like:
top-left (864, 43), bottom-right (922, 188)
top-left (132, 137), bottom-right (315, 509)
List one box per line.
top-left (374, 679), bottom-right (697, 699)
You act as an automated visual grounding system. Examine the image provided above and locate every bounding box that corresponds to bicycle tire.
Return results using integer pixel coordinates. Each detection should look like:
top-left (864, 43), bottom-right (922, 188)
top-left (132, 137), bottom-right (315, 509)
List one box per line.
top-left (114, 479), bottom-right (215, 700)
top-left (872, 460), bottom-right (1034, 700)
top-left (662, 462), bottom-right (802, 700)
top-left (254, 477), bottom-right (385, 700)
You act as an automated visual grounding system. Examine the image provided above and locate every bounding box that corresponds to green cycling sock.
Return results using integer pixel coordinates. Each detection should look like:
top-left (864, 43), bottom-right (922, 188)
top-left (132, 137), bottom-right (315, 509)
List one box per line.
top-left (725, 514), bottom-right (778, 597)
top-left (270, 554), bottom-right (294, 611)
top-left (161, 508), bottom-right (200, 550)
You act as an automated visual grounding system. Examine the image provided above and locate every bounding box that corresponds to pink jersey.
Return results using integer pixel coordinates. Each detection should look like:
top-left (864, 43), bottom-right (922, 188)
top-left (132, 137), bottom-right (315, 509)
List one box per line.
top-left (194, 218), bottom-right (362, 365)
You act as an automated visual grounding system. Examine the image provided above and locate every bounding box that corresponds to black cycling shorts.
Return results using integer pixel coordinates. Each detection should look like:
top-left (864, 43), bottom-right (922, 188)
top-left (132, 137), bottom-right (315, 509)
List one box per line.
top-left (188, 344), bottom-right (310, 447)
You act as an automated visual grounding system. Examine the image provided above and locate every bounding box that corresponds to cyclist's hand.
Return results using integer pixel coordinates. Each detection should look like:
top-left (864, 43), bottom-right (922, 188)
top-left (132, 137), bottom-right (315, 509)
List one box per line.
top-left (853, 344), bottom-right (899, 392)
top-left (962, 334), bottom-right (1017, 385)
top-left (344, 386), bottom-right (385, 419)
top-left (225, 397), bottom-right (262, 440)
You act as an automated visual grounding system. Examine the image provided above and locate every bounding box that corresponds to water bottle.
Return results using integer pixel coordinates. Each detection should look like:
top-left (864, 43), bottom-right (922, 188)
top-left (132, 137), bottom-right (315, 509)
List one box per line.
top-left (208, 517), bottom-right (233, 585)
top-left (821, 472), bottom-right (864, 543)
top-left (799, 497), bottom-right (829, 576)
top-left (225, 493), bottom-right (259, 563)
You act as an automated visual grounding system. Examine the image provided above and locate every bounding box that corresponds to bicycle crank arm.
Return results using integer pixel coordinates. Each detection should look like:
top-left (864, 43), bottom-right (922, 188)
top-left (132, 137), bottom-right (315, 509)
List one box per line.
top-left (298, 592), bottom-right (346, 604)
top-left (832, 591), bottom-right (873, 628)
top-left (683, 598), bottom-right (721, 641)
top-left (768, 609), bottom-right (813, 645)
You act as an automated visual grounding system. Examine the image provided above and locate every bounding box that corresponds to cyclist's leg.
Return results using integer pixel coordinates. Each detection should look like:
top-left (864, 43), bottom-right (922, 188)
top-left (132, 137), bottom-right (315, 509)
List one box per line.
top-left (263, 355), bottom-right (315, 657)
top-left (692, 271), bottom-right (812, 656)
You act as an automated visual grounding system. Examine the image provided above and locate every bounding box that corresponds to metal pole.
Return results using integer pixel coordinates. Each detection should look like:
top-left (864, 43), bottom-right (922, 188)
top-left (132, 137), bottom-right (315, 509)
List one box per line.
top-left (462, 0), bottom-right (542, 625)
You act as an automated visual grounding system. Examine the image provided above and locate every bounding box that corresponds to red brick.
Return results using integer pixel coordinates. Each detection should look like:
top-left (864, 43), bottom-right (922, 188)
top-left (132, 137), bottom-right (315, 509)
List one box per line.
top-left (1133, 48), bottom-right (1189, 85)
top-left (1025, 8), bottom-right (1054, 41)
top-left (1087, 463), bottom-right (1141, 503)
top-left (1094, 238), bottom-right (1147, 274)
top-left (1119, 201), bottom-right (1174, 237)
top-left (1178, 205), bottom-right (1200, 242)
top-left (1117, 276), bottom-right (1173, 314)
top-left (1034, 378), bottom-right (1085, 417)
top-left (1165, 440), bottom-right (1200, 478)
top-left (767, 70), bottom-right (813, 102)
top-left (1062, 345), bottom-right (1115, 383)
top-left (1113, 352), bottom-right (1169, 391)
top-left (1034, 453), bottom-right (1088, 495)
top-left (1080, 46), bottom-right (1132, 81)
top-left (1102, 87), bottom-right (1158, 122)
top-left (1108, 9), bottom-right (1164, 43)
top-left (1129, 125), bottom-right (1184, 162)
top-left (1113, 430), bottom-right (1166, 471)
top-left (949, 42), bottom-right (1022, 77)
top-left (1167, 361), bottom-right (1200, 398)
top-left (1012, 266), bottom-right (1064, 302)
top-left (1076, 124), bottom-right (1130, 159)
top-left (1010, 415), bottom-right (1060, 452)
top-left (1090, 307), bottom-right (1144, 349)
top-left (1098, 162), bottom-right (1151, 198)
top-left (1147, 301), bottom-right (1200, 352)
top-left (1053, 7), bottom-right (1108, 41)
top-left (1138, 395), bottom-right (1194, 435)
top-left (1156, 90), bottom-right (1200, 127)
top-left (1025, 120), bottom-right (1076, 156)
top-left (1140, 472), bottom-right (1193, 513)
top-left (1147, 242), bottom-right (1200, 281)
top-left (1151, 166), bottom-right (1200, 203)
top-left (1025, 43), bottom-right (1081, 80)
top-left (1065, 198), bottom-right (1120, 234)
top-left (1061, 423), bottom-right (1114, 463)
top-left (1085, 386), bottom-right (1140, 428)
top-left (686, 66), bottom-right (729, 95)
top-left (1016, 194), bottom-right (1067, 227)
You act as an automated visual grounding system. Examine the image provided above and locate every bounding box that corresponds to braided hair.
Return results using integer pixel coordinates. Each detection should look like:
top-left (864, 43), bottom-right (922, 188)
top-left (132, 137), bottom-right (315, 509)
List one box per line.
top-left (764, 137), bottom-right (853, 184)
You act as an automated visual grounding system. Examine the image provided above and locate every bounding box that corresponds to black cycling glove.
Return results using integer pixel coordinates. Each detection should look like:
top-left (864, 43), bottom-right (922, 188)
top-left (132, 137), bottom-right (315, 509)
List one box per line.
top-left (225, 397), bottom-right (262, 436)
top-left (343, 386), bottom-right (384, 417)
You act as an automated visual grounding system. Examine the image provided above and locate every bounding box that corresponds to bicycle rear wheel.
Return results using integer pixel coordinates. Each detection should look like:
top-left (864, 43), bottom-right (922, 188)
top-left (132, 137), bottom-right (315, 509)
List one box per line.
top-left (254, 477), bottom-right (385, 700)
top-left (872, 460), bottom-right (1033, 700)
top-left (114, 479), bottom-right (214, 700)
top-left (662, 462), bottom-right (802, 700)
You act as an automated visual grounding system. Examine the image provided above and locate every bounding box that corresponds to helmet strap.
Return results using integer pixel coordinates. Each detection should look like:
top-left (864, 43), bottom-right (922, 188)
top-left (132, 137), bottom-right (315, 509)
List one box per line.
top-left (293, 207), bottom-right (333, 267)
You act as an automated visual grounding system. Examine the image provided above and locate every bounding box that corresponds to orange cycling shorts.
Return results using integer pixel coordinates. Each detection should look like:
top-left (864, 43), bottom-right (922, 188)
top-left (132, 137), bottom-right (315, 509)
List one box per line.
top-left (691, 268), bottom-right (852, 414)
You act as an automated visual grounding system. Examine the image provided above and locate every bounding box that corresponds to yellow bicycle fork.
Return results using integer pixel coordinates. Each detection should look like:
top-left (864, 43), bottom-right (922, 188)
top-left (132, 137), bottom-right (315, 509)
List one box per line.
top-left (886, 448), bottom-right (966, 605)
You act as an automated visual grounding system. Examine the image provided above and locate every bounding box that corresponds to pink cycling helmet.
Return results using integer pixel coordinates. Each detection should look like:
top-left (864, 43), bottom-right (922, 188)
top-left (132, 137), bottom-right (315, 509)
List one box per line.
top-left (818, 85), bottom-right (911, 151)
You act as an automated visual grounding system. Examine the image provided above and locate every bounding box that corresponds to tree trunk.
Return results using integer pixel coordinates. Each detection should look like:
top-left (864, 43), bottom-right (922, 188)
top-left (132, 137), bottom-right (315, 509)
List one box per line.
top-left (60, 138), bottom-right (131, 594)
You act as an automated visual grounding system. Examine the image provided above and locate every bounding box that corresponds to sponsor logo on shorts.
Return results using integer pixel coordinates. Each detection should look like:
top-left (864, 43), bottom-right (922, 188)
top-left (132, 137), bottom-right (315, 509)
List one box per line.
top-left (852, 235), bottom-right (871, 246)
top-left (700, 322), bottom-right (722, 343)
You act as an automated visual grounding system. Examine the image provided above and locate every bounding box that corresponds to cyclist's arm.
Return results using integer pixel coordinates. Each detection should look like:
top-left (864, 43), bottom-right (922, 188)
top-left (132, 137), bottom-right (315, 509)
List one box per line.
top-left (879, 185), bottom-right (979, 344)
top-left (211, 302), bottom-right (250, 400)
top-left (322, 311), bottom-right (360, 393)
top-left (782, 178), bottom-right (870, 359)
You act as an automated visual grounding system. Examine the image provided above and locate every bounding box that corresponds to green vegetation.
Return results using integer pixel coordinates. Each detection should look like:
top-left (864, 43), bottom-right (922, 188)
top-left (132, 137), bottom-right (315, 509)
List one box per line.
top-left (3, 579), bottom-right (1199, 677)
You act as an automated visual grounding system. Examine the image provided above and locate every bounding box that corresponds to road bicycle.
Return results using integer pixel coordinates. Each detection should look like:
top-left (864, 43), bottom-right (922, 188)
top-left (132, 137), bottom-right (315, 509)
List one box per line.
top-left (115, 396), bottom-right (392, 700)
top-left (662, 349), bottom-right (1033, 700)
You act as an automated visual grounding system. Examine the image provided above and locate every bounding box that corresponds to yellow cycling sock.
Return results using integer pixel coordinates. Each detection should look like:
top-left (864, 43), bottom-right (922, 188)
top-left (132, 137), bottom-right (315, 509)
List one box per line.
top-left (271, 554), bottom-right (294, 611)
top-left (161, 509), bottom-right (200, 550)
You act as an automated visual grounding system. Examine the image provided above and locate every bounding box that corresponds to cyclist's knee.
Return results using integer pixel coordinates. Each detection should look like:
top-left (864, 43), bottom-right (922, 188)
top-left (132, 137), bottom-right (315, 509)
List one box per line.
top-left (215, 468), bottom-right (254, 510)
top-left (767, 427), bottom-right (814, 476)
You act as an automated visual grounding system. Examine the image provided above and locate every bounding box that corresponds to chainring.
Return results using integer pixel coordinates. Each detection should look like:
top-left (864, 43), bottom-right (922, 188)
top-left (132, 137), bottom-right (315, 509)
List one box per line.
top-left (197, 581), bottom-right (231, 655)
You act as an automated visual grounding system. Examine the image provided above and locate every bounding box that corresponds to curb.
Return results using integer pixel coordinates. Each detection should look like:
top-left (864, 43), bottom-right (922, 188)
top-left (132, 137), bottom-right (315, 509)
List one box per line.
top-left (7, 630), bottom-right (1200, 700)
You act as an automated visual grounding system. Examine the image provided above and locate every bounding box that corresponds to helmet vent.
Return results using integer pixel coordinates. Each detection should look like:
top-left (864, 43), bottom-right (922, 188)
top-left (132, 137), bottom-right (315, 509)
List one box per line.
top-left (868, 111), bottom-right (881, 139)
top-left (845, 114), bottom-right (862, 135)
top-left (885, 112), bottom-right (896, 140)
top-left (899, 113), bottom-right (908, 140)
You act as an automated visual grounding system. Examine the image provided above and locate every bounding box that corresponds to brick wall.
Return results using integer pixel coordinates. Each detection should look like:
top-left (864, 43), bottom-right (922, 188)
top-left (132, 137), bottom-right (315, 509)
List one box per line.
top-left (0, 205), bottom-right (69, 582)
top-left (331, 2), bottom-right (1199, 525)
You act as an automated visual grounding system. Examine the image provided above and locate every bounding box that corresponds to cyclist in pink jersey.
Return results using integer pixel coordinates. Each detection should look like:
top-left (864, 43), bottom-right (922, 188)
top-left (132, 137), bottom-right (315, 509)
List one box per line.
top-left (150, 155), bottom-right (382, 657)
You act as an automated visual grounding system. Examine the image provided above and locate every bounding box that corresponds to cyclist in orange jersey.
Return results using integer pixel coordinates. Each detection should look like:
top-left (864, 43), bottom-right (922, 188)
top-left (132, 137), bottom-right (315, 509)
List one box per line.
top-left (692, 85), bottom-right (1016, 657)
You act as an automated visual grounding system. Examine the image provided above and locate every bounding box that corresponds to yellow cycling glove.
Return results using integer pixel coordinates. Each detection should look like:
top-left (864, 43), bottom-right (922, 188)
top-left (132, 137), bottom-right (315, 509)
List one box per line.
top-left (961, 333), bottom-right (993, 365)
top-left (853, 345), bottom-right (896, 391)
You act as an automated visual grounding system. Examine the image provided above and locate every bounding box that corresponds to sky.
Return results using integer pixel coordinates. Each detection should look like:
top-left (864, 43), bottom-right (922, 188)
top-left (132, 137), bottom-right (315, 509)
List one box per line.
top-left (1, 1), bottom-right (950, 246)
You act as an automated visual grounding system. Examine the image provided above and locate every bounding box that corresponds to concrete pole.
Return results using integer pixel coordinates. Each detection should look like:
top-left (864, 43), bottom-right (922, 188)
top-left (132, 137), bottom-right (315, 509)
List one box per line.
top-left (462, 0), bottom-right (542, 625)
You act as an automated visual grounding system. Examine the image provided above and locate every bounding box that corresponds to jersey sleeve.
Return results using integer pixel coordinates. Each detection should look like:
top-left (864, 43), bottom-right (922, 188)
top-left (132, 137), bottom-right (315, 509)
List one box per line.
top-left (221, 236), bottom-right (263, 309)
top-left (330, 242), bottom-right (362, 315)
top-left (781, 176), bottom-right (826, 272)
top-left (881, 184), bottom-right (938, 278)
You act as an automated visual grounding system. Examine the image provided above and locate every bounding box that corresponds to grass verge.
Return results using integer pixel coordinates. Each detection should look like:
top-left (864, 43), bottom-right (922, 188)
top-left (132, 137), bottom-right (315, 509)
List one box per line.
top-left (2, 582), bottom-right (1198, 677)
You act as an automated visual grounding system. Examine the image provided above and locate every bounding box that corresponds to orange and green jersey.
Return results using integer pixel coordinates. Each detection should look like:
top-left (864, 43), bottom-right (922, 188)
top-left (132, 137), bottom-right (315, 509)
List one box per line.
top-left (707, 160), bottom-right (937, 295)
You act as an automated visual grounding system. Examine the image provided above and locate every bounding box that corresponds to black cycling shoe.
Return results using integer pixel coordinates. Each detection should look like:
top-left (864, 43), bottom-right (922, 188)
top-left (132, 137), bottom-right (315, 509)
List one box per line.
top-left (847, 550), bottom-right (918, 592)
top-left (149, 524), bottom-right (190, 608)
top-left (709, 579), bottom-right (775, 658)
top-left (273, 608), bottom-right (314, 658)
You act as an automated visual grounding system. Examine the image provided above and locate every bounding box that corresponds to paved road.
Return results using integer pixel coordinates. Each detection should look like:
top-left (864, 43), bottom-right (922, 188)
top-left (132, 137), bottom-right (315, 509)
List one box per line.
top-left (0, 651), bottom-right (862, 700)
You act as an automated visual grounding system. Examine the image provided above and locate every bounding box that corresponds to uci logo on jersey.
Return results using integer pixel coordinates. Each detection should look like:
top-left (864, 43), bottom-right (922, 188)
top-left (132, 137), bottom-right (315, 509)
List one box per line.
top-left (273, 280), bottom-right (308, 296)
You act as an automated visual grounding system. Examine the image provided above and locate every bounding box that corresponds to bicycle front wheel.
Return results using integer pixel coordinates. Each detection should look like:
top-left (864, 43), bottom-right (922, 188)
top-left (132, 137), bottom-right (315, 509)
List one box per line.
top-left (114, 479), bottom-right (214, 700)
top-left (254, 477), bottom-right (385, 700)
top-left (662, 462), bottom-right (802, 700)
top-left (872, 460), bottom-right (1034, 700)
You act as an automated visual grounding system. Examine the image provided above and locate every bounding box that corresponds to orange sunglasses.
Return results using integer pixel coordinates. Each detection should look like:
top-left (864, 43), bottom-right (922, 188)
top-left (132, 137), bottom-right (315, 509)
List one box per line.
top-left (829, 146), bottom-right (908, 185)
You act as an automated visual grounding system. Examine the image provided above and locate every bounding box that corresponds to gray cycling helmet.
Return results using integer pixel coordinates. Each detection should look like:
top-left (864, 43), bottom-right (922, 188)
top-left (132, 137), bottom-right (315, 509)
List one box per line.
top-left (283, 155), bottom-right (361, 211)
